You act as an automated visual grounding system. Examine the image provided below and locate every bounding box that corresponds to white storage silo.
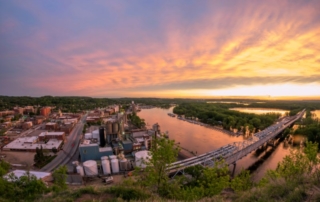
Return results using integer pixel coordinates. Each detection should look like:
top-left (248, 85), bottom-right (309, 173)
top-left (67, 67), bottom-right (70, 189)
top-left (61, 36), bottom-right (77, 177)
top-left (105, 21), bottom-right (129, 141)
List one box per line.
top-left (85, 133), bottom-right (92, 139)
top-left (111, 158), bottom-right (119, 173)
top-left (101, 156), bottom-right (111, 175)
top-left (144, 138), bottom-right (148, 150)
top-left (76, 165), bottom-right (84, 176)
top-left (112, 122), bottom-right (119, 134)
top-left (83, 160), bottom-right (98, 176)
top-left (135, 150), bottom-right (151, 168)
top-left (92, 130), bottom-right (99, 140)
top-left (119, 158), bottom-right (128, 171)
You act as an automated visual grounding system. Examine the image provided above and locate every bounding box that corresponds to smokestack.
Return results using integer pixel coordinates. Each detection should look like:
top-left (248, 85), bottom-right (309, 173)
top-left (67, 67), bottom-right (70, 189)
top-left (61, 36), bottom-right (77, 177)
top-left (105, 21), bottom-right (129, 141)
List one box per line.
top-left (99, 127), bottom-right (106, 147)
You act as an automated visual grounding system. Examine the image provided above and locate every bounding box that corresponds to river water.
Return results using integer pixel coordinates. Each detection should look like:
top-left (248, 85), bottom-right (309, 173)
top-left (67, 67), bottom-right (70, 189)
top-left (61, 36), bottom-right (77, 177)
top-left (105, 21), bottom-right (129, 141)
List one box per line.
top-left (139, 107), bottom-right (293, 181)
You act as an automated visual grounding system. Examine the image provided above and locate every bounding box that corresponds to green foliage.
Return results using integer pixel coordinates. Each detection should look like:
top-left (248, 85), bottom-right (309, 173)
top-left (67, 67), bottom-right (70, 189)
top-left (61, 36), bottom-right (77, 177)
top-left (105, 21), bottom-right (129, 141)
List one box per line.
top-left (0, 160), bottom-right (10, 177)
top-left (106, 186), bottom-right (151, 201)
top-left (173, 103), bottom-right (281, 131)
top-left (267, 149), bottom-right (308, 183)
top-left (128, 112), bottom-right (146, 128)
top-left (136, 137), bottom-right (179, 194)
top-left (0, 171), bottom-right (49, 202)
top-left (231, 170), bottom-right (253, 192)
top-left (52, 166), bottom-right (67, 191)
top-left (198, 161), bottom-right (230, 196)
top-left (51, 147), bottom-right (58, 154)
top-left (34, 146), bottom-right (45, 164)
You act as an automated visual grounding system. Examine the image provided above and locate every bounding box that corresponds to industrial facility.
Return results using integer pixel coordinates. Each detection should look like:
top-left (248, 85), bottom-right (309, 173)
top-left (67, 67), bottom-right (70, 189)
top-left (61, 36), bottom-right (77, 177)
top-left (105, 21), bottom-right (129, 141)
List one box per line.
top-left (76, 110), bottom-right (161, 178)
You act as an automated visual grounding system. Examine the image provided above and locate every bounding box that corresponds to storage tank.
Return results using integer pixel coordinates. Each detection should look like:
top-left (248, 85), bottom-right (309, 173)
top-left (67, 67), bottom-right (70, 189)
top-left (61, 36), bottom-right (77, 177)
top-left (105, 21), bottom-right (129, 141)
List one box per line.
top-left (76, 165), bottom-right (84, 176)
top-left (112, 122), bottom-right (119, 134)
top-left (144, 138), bottom-right (148, 150)
top-left (106, 122), bottom-right (112, 135)
top-left (119, 158), bottom-right (128, 171)
top-left (99, 127), bottom-right (106, 147)
top-left (109, 155), bottom-right (117, 160)
top-left (83, 160), bottom-right (98, 176)
top-left (135, 151), bottom-right (151, 168)
top-left (101, 156), bottom-right (111, 175)
top-left (84, 133), bottom-right (92, 139)
top-left (111, 158), bottom-right (119, 173)
top-left (92, 130), bottom-right (99, 140)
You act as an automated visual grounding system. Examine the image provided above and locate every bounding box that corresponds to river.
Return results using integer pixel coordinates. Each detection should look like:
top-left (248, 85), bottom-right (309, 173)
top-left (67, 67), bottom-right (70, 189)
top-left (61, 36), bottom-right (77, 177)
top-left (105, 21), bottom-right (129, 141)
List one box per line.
top-left (138, 107), bottom-right (293, 181)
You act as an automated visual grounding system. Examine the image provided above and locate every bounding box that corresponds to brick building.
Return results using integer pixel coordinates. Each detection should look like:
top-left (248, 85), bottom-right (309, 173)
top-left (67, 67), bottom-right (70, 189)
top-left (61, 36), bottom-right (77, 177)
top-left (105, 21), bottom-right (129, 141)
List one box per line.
top-left (40, 107), bottom-right (51, 117)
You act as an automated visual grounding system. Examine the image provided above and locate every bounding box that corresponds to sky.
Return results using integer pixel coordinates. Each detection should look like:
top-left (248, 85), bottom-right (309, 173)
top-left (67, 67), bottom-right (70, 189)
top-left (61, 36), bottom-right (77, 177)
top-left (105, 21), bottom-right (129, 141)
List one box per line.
top-left (0, 0), bottom-right (320, 99)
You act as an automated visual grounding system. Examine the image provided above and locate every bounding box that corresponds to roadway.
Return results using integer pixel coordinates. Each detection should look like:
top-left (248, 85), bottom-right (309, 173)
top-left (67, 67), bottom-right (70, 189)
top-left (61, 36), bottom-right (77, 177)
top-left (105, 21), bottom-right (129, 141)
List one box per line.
top-left (41, 114), bottom-right (87, 172)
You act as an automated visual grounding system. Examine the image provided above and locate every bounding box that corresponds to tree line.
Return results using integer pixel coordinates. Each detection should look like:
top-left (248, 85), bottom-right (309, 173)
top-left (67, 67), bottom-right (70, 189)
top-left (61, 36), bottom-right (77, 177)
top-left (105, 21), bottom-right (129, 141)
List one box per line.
top-left (173, 103), bottom-right (281, 132)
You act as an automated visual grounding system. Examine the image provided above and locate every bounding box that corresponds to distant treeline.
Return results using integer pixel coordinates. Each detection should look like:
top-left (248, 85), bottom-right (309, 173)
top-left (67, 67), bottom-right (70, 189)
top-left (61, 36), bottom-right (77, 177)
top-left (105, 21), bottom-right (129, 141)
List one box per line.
top-left (1, 96), bottom-right (319, 114)
top-left (173, 103), bottom-right (281, 132)
top-left (0, 96), bottom-right (202, 112)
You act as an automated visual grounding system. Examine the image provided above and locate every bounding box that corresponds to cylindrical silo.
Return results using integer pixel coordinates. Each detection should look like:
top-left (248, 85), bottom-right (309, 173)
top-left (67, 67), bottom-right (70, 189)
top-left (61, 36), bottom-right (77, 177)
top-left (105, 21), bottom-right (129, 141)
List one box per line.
top-left (144, 138), bottom-right (148, 150)
top-left (119, 158), bottom-right (128, 171)
top-left (111, 158), bottom-right (119, 174)
top-left (92, 130), bottom-right (99, 140)
top-left (84, 133), bottom-right (92, 139)
top-left (99, 127), bottom-right (106, 147)
top-left (112, 122), bottom-right (119, 134)
top-left (106, 122), bottom-right (112, 135)
top-left (135, 151), bottom-right (151, 168)
top-left (109, 155), bottom-right (117, 160)
top-left (83, 160), bottom-right (98, 176)
top-left (76, 165), bottom-right (84, 176)
top-left (101, 156), bottom-right (111, 175)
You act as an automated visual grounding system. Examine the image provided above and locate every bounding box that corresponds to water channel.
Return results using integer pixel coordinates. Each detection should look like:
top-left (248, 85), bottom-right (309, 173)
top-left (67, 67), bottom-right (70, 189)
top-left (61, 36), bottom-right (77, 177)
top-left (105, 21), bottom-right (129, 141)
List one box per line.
top-left (139, 107), bottom-right (294, 181)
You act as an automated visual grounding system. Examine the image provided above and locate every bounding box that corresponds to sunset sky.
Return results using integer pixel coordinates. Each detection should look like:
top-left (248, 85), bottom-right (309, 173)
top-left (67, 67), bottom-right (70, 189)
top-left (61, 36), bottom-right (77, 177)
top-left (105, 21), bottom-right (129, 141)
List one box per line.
top-left (1, 1), bottom-right (320, 98)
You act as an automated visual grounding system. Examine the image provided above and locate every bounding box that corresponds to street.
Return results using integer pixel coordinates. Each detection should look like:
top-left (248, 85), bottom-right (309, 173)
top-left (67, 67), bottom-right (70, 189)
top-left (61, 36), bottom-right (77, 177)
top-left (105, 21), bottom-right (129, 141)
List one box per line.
top-left (41, 114), bottom-right (87, 172)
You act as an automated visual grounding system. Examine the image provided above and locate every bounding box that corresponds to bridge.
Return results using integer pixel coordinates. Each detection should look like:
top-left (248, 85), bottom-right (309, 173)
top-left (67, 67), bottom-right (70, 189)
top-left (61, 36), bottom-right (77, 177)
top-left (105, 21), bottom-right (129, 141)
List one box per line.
top-left (166, 109), bottom-right (305, 176)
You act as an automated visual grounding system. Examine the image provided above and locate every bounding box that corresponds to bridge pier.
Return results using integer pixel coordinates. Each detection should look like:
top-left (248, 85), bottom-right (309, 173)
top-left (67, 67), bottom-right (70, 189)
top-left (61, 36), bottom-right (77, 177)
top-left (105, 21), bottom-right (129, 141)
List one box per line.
top-left (267, 139), bottom-right (275, 147)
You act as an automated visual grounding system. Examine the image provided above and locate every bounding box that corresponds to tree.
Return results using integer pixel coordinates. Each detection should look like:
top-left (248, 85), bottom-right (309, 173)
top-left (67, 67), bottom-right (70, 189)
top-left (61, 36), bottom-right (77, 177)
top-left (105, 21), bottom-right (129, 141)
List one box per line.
top-left (52, 147), bottom-right (58, 154)
top-left (136, 137), bottom-right (180, 194)
top-left (52, 165), bottom-right (68, 191)
top-left (34, 146), bottom-right (45, 164)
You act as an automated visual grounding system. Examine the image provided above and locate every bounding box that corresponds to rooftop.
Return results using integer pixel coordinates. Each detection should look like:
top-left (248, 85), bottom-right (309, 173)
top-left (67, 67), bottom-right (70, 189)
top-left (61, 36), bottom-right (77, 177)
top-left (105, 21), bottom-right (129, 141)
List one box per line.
top-left (3, 138), bottom-right (62, 151)
top-left (4, 170), bottom-right (51, 181)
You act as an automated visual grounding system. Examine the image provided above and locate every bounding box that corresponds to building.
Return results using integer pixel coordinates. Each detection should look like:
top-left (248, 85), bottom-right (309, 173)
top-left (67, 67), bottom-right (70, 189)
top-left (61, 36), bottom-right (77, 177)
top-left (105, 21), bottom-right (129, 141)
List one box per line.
top-left (86, 116), bottom-right (100, 123)
top-left (79, 140), bottom-right (113, 162)
top-left (13, 107), bottom-right (24, 115)
top-left (2, 137), bottom-right (63, 152)
top-left (40, 107), bottom-right (51, 117)
top-left (59, 124), bottom-right (73, 134)
top-left (22, 121), bottom-right (33, 130)
top-left (38, 131), bottom-right (65, 141)
top-left (0, 110), bottom-right (15, 117)
top-left (33, 116), bottom-right (45, 125)
top-left (24, 106), bottom-right (35, 113)
top-left (45, 122), bottom-right (58, 131)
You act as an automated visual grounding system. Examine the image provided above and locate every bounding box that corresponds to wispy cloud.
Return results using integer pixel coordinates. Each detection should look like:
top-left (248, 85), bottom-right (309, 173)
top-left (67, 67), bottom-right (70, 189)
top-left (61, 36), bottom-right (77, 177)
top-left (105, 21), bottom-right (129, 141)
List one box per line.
top-left (0, 0), bottom-right (319, 97)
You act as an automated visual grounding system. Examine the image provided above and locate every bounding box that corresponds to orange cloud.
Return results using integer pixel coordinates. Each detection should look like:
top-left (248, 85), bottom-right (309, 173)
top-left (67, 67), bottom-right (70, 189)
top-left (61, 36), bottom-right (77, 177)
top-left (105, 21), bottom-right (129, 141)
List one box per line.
top-left (1, 1), bottom-right (320, 97)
